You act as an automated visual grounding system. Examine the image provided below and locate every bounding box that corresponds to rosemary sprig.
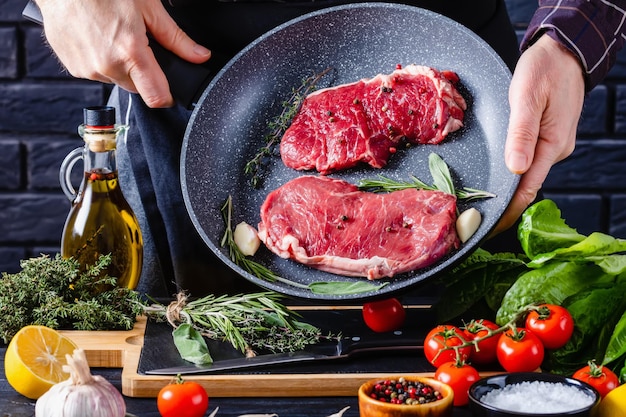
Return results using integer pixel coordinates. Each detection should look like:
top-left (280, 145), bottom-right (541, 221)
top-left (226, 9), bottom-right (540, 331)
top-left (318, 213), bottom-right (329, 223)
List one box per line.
top-left (220, 196), bottom-right (387, 295)
top-left (244, 68), bottom-right (332, 188)
top-left (357, 152), bottom-right (496, 202)
top-left (142, 291), bottom-right (335, 356)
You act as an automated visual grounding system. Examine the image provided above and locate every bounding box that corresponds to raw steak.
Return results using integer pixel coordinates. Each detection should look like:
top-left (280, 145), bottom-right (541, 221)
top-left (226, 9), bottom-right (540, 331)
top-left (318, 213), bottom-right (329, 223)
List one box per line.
top-left (280, 64), bottom-right (466, 174)
top-left (257, 176), bottom-right (459, 279)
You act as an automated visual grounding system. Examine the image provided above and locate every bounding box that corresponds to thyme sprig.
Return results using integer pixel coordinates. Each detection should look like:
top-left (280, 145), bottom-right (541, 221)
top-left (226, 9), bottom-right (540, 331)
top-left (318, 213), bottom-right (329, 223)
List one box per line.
top-left (245, 68), bottom-right (333, 188)
top-left (143, 291), bottom-right (335, 356)
top-left (0, 254), bottom-right (143, 344)
top-left (357, 152), bottom-right (496, 202)
top-left (220, 196), bottom-right (387, 295)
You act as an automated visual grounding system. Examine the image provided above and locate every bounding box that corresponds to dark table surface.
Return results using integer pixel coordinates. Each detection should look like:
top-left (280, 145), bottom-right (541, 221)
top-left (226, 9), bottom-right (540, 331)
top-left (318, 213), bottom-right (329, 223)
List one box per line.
top-left (0, 305), bottom-right (479, 417)
top-left (0, 357), bottom-right (477, 417)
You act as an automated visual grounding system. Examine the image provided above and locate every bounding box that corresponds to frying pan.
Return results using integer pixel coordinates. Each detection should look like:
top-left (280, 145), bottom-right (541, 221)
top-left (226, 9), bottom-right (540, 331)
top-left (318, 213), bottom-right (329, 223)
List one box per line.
top-left (182, 3), bottom-right (518, 301)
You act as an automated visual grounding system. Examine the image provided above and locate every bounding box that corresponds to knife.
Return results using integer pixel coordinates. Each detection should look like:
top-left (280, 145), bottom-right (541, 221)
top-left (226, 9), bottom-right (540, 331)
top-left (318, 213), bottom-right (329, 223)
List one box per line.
top-left (145, 331), bottom-right (424, 375)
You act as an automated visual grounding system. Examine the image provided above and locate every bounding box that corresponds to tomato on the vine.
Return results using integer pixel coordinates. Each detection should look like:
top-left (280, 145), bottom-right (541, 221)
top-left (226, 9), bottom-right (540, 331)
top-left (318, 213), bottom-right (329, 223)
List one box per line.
top-left (496, 327), bottom-right (544, 373)
top-left (572, 360), bottom-right (619, 398)
top-left (157, 375), bottom-right (209, 417)
top-left (525, 304), bottom-right (574, 349)
top-left (435, 361), bottom-right (480, 406)
top-left (362, 298), bottom-right (406, 333)
top-left (462, 319), bottom-right (500, 365)
top-left (424, 325), bottom-right (472, 367)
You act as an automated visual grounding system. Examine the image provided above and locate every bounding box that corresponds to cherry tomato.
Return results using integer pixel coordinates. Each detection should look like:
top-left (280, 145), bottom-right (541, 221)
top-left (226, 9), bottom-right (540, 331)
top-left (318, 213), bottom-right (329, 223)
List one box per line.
top-left (496, 327), bottom-right (544, 372)
top-left (157, 375), bottom-right (209, 417)
top-left (362, 298), bottom-right (406, 333)
top-left (572, 360), bottom-right (619, 398)
top-left (525, 304), bottom-right (574, 349)
top-left (435, 361), bottom-right (480, 406)
top-left (462, 319), bottom-right (500, 365)
top-left (424, 325), bottom-right (472, 367)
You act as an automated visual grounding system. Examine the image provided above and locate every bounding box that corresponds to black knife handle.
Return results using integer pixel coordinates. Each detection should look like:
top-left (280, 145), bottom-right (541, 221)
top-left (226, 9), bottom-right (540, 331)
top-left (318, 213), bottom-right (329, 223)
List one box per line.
top-left (22, 0), bottom-right (211, 109)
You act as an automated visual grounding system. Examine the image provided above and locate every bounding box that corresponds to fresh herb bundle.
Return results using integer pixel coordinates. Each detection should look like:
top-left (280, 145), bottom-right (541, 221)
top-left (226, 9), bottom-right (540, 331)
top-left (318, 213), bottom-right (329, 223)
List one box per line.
top-left (142, 291), bottom-right (335, 356)
top-left (0, 254), bottom-right (143, 344)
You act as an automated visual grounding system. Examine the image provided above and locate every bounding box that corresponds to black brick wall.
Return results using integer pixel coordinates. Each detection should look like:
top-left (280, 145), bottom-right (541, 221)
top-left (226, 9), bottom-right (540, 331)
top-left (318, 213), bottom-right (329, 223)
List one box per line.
top-left (0, 0), bottom-right (624, 273)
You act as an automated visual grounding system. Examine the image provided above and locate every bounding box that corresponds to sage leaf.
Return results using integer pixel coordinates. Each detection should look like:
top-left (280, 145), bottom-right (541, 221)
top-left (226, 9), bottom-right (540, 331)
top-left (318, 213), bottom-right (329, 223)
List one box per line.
top-left (172, 323), bottom-right (213, 365)
top-left (428, 153), bottom-right (455, 195)
top-left (308, 281), bottom-right (387, 295)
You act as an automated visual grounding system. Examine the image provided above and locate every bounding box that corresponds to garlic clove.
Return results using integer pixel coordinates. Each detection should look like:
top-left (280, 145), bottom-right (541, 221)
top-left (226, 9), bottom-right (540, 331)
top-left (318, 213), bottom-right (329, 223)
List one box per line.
top-left (456, 207), bottom-right (482, 243)
top-left (234, 221), bottom-right (261, 256)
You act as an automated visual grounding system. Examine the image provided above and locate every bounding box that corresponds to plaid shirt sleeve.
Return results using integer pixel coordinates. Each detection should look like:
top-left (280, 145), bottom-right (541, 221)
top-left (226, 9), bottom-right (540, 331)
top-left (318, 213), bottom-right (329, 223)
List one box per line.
top-left (521, 0), bottom-right (626, 91)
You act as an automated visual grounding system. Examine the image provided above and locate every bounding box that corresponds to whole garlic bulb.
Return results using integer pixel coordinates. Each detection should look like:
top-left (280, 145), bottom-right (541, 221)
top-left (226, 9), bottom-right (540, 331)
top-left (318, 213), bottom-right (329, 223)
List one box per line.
top-left (35, 349), bottom-right (126, 417)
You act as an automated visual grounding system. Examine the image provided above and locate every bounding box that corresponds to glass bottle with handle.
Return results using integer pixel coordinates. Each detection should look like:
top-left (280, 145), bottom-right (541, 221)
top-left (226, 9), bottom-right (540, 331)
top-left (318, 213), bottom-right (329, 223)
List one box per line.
top-left (60, 106), bottom-right (143, 290)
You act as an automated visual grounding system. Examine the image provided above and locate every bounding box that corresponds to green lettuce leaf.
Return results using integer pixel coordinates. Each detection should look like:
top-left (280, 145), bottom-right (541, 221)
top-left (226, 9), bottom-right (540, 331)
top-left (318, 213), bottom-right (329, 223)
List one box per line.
top-left (518, 199), bottom-right (585, 260)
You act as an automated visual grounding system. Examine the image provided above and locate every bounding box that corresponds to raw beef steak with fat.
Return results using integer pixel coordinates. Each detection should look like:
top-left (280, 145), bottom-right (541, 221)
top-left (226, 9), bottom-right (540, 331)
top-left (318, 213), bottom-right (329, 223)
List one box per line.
top-left (280, 65), bottom-right (466, 174)
top-left (257, 176), bottom-right (459, 279)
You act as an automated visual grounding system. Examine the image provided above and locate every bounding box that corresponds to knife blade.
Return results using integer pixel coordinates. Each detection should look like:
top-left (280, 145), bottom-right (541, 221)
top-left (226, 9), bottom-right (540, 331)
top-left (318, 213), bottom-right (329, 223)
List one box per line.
top-left (145, 331), bottom-right (423, 375)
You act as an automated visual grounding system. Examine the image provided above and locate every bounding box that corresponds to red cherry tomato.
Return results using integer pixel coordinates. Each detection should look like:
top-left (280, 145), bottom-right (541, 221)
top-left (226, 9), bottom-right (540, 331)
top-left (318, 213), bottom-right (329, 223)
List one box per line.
top-left (572, 360), bottom-right (619, 398)
top-left (435, 361), bottom-right (480, 406)
top-left (157, 375), bottom-right (209, 417)
top-left (424, 325), bottom-right (472, 367)
top-left (462, 319), bottom-right (500, 365)
top-left (525, 304), bottom-right (575, 349)
top-left (496, 327), bottom-right (544, 373)
top-left (362, 298), bottom-right (406, 333)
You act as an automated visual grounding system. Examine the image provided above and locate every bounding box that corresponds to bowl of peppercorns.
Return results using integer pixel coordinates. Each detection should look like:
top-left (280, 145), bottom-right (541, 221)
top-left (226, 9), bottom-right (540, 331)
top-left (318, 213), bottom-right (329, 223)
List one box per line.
top-left (358, 376), bottom-right (454, 417)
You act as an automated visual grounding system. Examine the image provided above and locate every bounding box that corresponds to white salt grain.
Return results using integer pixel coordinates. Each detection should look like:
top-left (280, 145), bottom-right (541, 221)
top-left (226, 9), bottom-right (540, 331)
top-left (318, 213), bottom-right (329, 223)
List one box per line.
top-left (480, 380), bottom-right (594, 413)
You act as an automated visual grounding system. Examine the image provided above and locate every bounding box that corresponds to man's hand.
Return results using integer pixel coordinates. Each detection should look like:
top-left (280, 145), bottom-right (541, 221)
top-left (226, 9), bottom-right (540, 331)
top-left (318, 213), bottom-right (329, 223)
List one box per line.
top-left (494, 34), bottom-right (585, 235)
top-left (35, 0), bottom-right (211, 108)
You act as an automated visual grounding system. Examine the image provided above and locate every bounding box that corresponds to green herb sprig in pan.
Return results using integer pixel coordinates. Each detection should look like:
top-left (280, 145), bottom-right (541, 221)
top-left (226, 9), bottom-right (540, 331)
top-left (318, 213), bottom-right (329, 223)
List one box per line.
top-left (357, 152), bottom-right (495, 201)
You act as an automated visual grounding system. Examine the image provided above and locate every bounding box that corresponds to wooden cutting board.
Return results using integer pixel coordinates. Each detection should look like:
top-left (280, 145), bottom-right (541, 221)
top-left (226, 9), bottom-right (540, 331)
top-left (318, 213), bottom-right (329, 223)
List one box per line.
top-left (58, 306), bottom-right (493, 399)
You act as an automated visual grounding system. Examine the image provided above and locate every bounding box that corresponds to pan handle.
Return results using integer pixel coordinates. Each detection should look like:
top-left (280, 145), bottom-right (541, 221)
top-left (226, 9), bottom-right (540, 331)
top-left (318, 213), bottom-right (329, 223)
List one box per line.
top-left (22, 0), bottom-right (212, 109)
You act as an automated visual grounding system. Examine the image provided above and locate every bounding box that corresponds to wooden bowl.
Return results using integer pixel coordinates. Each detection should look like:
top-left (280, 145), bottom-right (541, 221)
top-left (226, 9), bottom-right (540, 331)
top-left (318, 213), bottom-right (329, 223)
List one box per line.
top-left (358, 376), bottom-right (454, 417)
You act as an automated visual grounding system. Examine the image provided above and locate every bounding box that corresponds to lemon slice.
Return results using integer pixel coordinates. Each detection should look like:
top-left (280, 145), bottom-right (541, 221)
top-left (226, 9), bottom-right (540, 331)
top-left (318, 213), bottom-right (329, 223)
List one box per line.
top-left (4, 325), bottom-right (78, 399)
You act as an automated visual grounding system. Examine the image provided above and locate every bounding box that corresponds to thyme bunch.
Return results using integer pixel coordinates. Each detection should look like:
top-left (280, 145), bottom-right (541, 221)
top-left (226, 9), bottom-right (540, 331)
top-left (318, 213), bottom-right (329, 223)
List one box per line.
top-left (357, 153), bottom-right (496, 201)
top-left (143, 291), bottom-right (333, 356)
top-left (0, 254), bottom-right (143, 343)
top-left (245, 68), bottom-right (333, 188)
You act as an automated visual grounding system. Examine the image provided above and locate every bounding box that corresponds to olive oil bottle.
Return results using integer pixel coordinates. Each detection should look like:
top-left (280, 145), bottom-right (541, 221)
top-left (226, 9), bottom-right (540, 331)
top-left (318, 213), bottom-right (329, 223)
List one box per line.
top-left (60, 106), bottom-right (143, 290)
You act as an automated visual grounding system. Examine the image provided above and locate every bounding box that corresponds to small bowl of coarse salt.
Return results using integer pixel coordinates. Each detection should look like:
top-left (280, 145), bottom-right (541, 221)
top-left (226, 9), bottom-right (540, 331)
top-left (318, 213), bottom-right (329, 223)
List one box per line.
top-left (468, 373), bottom-right (600, 417)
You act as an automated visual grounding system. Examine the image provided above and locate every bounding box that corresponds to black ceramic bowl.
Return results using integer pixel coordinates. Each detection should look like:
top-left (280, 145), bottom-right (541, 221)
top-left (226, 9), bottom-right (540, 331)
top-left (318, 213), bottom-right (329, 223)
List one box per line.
top-left (468, 373), bottom-right (600, 417)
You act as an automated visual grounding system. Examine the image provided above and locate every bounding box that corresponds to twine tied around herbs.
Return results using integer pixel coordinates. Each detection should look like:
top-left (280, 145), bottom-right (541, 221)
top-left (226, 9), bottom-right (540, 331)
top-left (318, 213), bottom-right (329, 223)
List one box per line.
top-left (164, 292), bottom-right (187, 328)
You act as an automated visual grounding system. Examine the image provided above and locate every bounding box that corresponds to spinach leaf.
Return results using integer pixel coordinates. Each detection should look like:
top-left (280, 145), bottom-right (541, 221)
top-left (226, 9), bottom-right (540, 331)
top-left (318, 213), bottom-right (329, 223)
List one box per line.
top-left (528, 232), bottom-right (626, 269)
top-left (545, 283), bottom-right (626, 374)
top-left (603, 306), bottom-right (626, 365)
top-left (518, 199), bottom-right (585, 260)
top-left (496, 261), bottom-right (615, 325)
top-left (435, 249), bottom-right (527, 321)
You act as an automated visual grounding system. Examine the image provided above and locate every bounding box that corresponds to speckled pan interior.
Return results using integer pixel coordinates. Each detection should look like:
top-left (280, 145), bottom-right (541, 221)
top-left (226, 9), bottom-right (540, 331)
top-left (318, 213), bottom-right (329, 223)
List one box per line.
top-left (180, 2), bottom-right (518, 301)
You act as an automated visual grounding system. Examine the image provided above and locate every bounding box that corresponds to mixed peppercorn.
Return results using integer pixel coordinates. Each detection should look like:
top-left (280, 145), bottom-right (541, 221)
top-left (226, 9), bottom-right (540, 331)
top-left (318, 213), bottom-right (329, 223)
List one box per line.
top-left (368, 378), bottom-right (443, 405)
